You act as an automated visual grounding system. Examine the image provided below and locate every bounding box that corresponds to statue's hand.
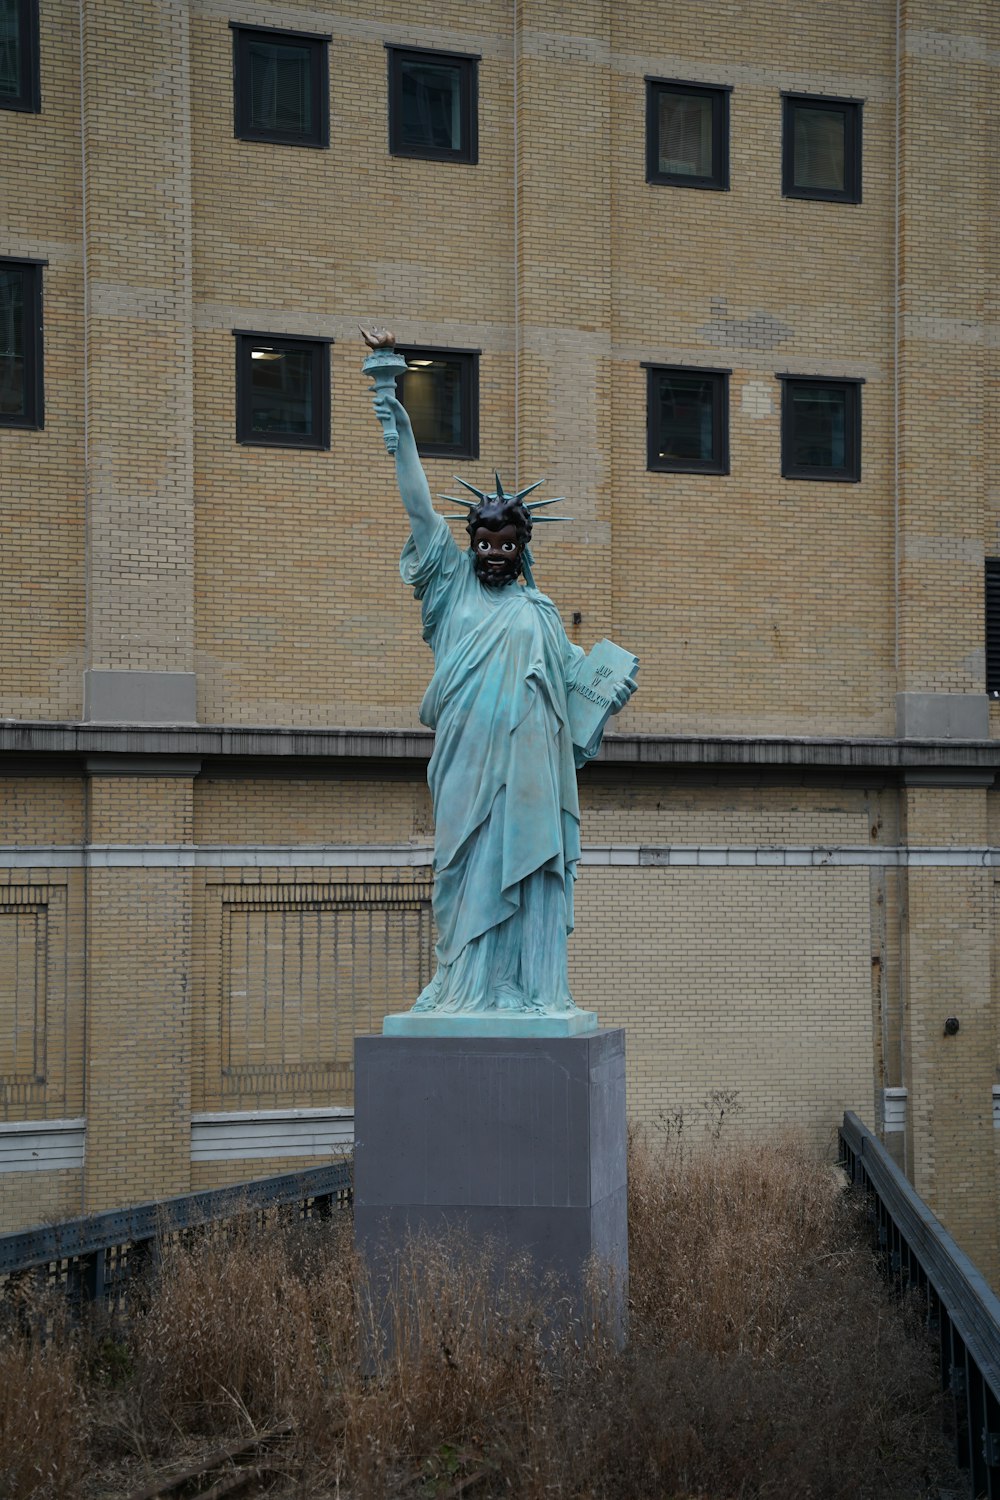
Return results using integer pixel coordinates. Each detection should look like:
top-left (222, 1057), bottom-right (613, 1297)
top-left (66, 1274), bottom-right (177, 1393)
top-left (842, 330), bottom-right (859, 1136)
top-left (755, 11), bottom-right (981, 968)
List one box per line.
top-left (373, 391), bottom-right (411, 431)
top-left (608, 675), bottom-right (638, 715)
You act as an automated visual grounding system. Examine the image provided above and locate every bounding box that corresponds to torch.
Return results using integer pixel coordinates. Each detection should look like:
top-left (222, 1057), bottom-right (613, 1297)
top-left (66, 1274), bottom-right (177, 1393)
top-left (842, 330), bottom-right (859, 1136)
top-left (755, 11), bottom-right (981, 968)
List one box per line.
top-left (360, 326), bottom-right (409, 456)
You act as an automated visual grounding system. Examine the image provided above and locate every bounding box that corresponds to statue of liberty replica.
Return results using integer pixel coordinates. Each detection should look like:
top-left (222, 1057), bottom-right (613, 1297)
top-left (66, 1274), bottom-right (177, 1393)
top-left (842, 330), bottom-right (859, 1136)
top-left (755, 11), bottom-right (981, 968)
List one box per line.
top-left (356, 331), bottom-right (634, 1334)
top-left (361, 329), bottom-right (637, 1033)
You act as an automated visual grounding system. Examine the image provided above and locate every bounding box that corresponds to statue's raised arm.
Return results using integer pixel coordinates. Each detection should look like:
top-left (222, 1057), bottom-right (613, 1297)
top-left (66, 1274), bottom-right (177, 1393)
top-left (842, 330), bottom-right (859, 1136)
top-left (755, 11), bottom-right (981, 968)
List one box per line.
top-left (361, 326), bottom-right (439, 558)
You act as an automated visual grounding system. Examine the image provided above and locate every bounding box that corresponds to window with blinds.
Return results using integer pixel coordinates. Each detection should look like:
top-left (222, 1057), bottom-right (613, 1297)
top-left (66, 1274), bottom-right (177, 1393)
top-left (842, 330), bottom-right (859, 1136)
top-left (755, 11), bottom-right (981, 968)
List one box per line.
top-left (231, 24), bottom-right (328, 148)
top-left (782, 94), bottom-right (862, 204)
top-left (645, 79), bottom-right (730, 191)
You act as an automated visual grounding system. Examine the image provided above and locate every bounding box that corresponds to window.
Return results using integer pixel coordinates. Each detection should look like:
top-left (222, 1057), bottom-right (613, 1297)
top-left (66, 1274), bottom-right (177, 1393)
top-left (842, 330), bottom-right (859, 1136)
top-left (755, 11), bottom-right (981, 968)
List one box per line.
top-left (782, 94), bottom-right (861, 202)
top-left (234, 331), bottom-right (331, 448)
top-left (232, 24), bottom-right (329, 147)
top-left (646, 366), bottom-right (729, 474)
top-left (646, 79), bottom-right (730, 190)
top-left (387, 46), bottom-right (478, 163)
top-left (0, 259), bottom-right (43, 429)
top-left (986, 561), bottom-right (1000, 699)
top-left (780, 376), bottom-right (861, 481)
top-left (0, 0), bottom-right (39, 112)
top-left (397, 348), bottom-right (479, 459)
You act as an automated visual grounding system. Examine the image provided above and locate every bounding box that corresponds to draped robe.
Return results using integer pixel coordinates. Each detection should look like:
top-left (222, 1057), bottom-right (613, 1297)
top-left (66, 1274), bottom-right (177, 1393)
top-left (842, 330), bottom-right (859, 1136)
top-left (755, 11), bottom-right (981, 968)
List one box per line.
top-left (401, 517), bottom-right (588, 1014)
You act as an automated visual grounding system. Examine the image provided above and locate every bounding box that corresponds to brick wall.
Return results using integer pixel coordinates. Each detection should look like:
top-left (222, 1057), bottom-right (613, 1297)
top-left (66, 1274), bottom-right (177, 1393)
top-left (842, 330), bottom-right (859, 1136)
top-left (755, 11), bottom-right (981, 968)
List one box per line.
top-left (1, 0), bottom-right (998, 1282)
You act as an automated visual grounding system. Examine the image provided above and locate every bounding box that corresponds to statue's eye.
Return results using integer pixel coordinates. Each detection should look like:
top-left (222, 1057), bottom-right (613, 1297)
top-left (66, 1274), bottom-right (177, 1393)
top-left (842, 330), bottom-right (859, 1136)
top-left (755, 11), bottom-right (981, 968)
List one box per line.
top-left (476, 540), bottom-right (490, 551)
top-left (502, 542), bottom-right (515, 552)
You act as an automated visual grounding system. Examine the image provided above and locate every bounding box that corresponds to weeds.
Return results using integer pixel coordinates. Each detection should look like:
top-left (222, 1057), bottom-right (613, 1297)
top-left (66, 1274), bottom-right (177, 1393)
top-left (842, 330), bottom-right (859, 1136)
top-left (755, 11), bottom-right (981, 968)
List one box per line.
top-left (0, 1135), bottom-right (960, 1499)
top-left (0, 1286), bottom-right (88, 1500)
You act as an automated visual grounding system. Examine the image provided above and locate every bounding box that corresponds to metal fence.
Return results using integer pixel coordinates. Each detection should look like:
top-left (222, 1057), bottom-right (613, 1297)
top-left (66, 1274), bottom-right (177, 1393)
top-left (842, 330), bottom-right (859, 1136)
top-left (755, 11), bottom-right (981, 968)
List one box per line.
top-left (0, 1159), bottom-right (352, 1324)
top-left (840, 1110), bottom-right (1000, 1499)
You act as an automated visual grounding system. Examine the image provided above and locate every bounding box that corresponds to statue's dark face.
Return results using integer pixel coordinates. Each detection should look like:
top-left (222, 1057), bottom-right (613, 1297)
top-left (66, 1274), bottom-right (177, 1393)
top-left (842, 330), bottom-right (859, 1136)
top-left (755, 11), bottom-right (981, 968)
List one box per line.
top-left (472, 523), bottom-right (523, 587)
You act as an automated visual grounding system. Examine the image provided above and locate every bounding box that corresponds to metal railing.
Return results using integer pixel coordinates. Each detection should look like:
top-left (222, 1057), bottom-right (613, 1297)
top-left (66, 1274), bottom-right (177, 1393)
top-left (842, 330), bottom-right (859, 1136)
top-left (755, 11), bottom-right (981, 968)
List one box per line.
top-left (0, 1159), bottom-right (352, 1322)
top-left (840, 1111), bottom-right (1000, 1498)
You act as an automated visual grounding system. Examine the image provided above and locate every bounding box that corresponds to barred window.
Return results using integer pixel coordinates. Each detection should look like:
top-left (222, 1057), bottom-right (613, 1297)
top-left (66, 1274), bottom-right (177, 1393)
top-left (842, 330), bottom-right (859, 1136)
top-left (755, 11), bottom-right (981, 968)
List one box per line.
top-left (986, 560), bottom-right (1000, 699)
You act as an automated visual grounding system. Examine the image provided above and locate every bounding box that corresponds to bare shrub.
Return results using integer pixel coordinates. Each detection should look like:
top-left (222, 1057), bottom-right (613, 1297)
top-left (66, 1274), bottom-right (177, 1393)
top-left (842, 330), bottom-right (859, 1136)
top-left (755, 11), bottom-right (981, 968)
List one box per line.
top-left (130, 1211), bottom-right (355, 1443)
top-left (628, 1125), bottom-right (846, 1355)
top-left (20, 1134), bottom-right (960, 1498)
top-left (331, 1234), bottom-right (563, 1496)
top-left (0, 1286), bottom-right (88, 1499)
top-left (619, 1130), bottom-right (953, 1499)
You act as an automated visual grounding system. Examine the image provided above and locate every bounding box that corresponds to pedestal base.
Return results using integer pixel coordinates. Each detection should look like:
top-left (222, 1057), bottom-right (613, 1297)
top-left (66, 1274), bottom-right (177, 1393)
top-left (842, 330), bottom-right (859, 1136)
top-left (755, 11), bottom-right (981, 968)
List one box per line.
top-left (382, 1008), bottom-right (599, 1037)
top-left (354, 1029), bottom-right (627, 1336)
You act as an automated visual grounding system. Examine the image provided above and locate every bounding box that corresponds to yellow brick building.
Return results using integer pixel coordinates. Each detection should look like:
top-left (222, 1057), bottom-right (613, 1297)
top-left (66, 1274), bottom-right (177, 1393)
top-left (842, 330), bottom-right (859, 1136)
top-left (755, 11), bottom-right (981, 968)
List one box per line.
top-left (2, 0), bottom-right (999, 1280)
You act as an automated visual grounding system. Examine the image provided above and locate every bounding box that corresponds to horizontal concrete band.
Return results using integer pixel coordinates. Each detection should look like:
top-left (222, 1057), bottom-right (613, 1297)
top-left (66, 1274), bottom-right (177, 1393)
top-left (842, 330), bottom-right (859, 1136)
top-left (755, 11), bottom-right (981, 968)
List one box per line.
top-left (191, 1107), bottom-right (354, 1162)
top-left (7, 1078), bottom-right (1000, 1172)
top-left (2, 843), bottom-right (1000, 870)
top-left (0, 1118), bottom-right (86, 1172)
top-left (0, 1113), bottom-right (353, 1172)
top-left (3, 721), bottom-right (1000, 771)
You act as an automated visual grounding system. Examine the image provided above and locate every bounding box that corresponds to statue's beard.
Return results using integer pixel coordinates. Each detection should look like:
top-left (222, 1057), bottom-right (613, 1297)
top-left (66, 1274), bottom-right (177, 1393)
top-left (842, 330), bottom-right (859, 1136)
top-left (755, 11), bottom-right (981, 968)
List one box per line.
top-left (474, 556), bottom-right (522, 589)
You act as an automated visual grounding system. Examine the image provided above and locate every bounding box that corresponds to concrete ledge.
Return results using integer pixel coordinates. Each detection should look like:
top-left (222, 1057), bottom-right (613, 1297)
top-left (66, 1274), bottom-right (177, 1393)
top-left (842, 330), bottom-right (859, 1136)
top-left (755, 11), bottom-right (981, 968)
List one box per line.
top-left (4, 841), bottom-right (1000, 869)
top-left (2, 720), bottom-right (1000, 773)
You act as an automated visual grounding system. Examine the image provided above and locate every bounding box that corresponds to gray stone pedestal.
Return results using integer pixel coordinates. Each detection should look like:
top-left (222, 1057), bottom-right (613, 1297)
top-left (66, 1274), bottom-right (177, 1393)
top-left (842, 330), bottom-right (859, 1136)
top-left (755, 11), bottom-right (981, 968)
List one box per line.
top-left (354, 1029), bottom-right (627, 1330)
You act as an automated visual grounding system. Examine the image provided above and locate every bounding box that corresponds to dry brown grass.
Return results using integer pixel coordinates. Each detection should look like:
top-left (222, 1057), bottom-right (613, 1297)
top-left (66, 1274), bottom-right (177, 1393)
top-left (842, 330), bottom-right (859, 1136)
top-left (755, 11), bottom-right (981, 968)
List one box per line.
top-left (0, 1286), bottom-right (88, 1499)
top-left (0, 1134), bottom-right (962, 1499)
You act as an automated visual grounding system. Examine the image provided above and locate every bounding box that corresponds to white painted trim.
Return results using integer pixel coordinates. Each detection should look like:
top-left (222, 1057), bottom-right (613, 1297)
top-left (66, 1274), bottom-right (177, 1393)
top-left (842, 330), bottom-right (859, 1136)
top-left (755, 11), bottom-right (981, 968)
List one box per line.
top-left (882, 1087), bottom-right (908, 1134)
top-left (0, 844), bottom-right (433, 869)
top-left (0, 842), bottom-right (999, 870)
top-left (634, 845), bottom-right (997, 869)
top-left (191, 1107), bottom-right (353, 1123)
top-left (0, 1118), bottom-right (85, 1173)
top-left (190, 1107), bottom-right (354, 1162)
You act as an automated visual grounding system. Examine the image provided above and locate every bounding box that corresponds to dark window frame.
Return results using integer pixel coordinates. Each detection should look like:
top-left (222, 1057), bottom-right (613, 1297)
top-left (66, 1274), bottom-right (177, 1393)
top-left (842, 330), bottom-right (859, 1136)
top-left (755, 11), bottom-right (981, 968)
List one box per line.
top-left (386, 45), bottom-right (479, 164)
top-left (779, 374), bottom-right (862, 482)
top-left (781, 92), bottom-right (862, 203)
top-left (644, 363), bottom-right (730, 475)
top-left (645, 77), bottom-right (731, 191)
top-left (0, 257), bottom-right (44, 430)
top-left (231, 23), bottom-right (330, 148)
top-left (0, 0), bottom-right (40, 113)
top-left (396, 346), bottom-right (480, 460)
top-left (233, 329), bottom-right (331, 450)
top-left (986, 559), bottom-right (1000, 699)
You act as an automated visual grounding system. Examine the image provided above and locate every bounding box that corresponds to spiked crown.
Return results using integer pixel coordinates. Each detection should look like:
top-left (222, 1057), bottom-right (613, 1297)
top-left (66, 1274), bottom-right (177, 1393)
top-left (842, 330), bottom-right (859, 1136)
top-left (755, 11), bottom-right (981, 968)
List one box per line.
top-left (439, 473), bottom-right (573, 544)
